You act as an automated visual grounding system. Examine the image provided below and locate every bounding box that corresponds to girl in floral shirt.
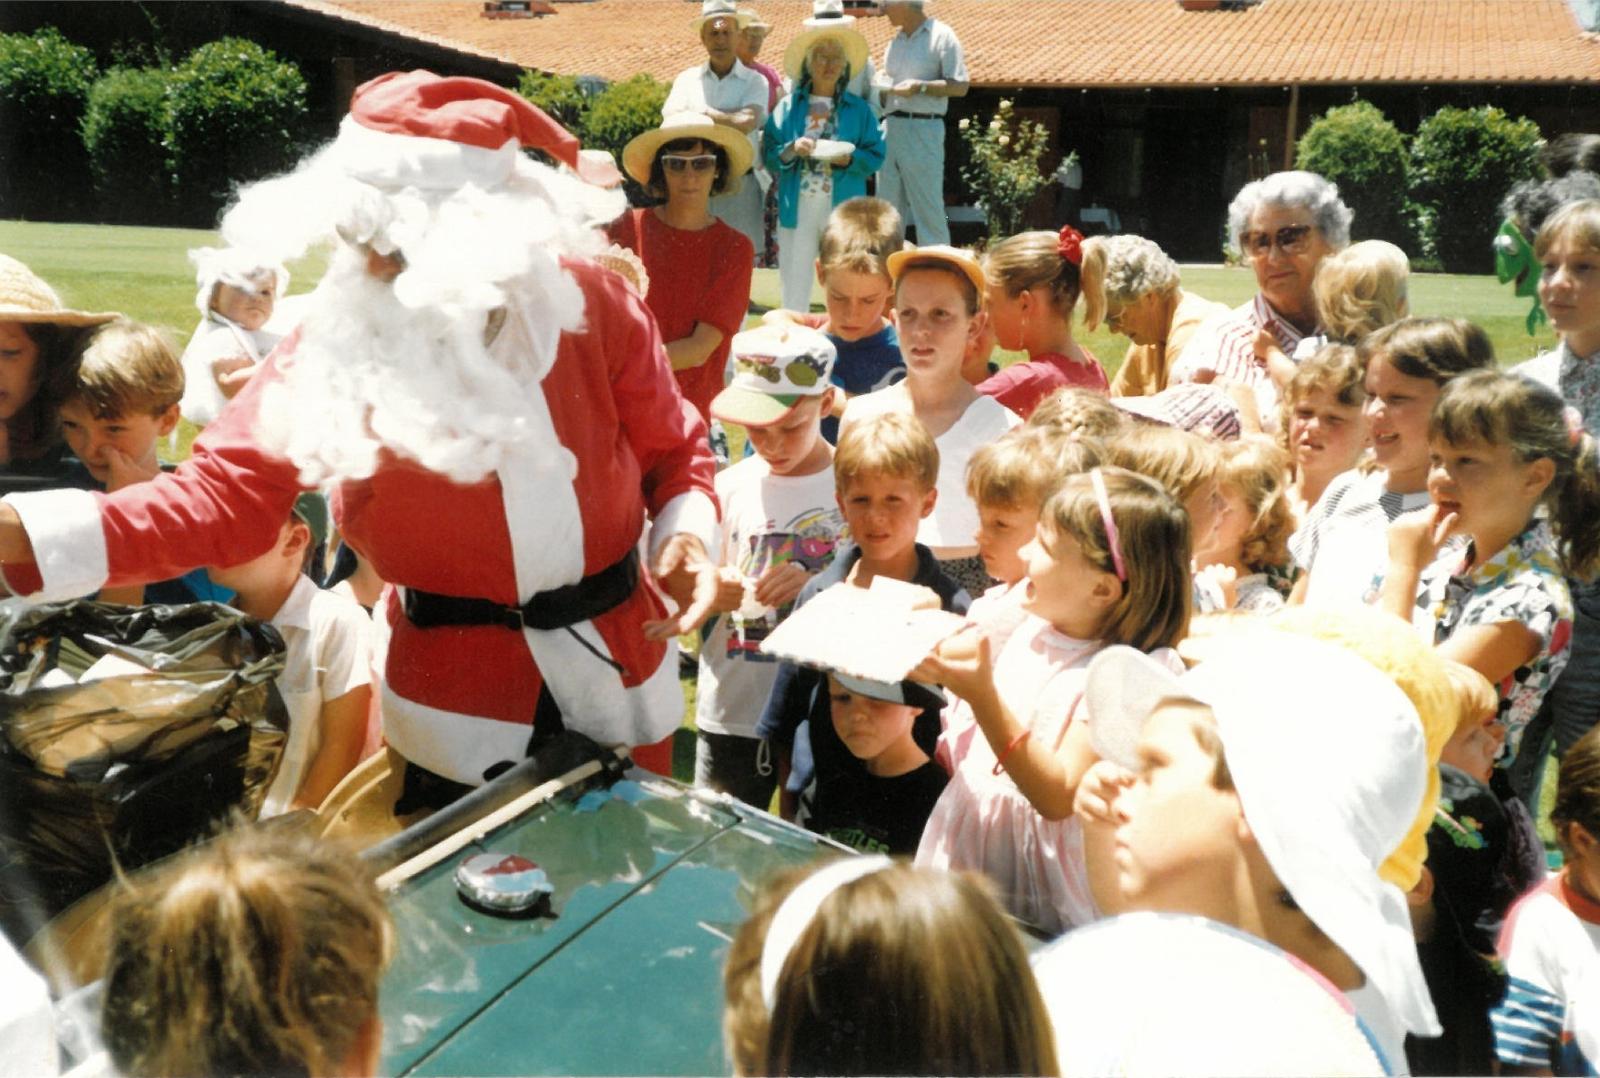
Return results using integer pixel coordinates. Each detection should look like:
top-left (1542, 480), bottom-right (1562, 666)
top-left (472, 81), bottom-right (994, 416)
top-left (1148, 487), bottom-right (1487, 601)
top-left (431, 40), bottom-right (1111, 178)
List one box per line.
top-left (1381, 371), bottom-right (1600, 781)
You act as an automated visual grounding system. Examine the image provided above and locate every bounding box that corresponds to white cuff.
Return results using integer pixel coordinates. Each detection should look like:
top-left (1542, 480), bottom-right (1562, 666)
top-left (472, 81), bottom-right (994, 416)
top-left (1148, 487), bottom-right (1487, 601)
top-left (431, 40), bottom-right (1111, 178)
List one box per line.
top-left (648, 490), bottom-right (718, 565)
top-left (3, 488), bottom-right (108, 601)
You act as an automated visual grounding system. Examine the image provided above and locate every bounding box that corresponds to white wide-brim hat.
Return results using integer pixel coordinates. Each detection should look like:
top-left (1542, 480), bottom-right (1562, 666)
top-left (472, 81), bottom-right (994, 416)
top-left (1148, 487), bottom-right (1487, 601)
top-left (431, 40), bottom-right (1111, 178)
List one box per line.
top-left (1083, 634), bottom-right (1441, 1040)
top-left (784, 20), bottom-right (871, 82)
top-left (690, 0), bottom-right (751, 33)
top-left (622, 112), bottom-right (753, 187)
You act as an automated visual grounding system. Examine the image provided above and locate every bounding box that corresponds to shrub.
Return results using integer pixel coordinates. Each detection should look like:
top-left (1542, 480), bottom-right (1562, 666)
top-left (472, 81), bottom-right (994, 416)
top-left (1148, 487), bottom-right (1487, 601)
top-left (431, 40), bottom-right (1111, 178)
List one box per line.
top-left (580, 75), bottom-right (668, 202)
top-left (518, 70), bottom-right (590, 136)
top-left (958, 98), bottom-right (1054, 240)
top-left (1295, 101), bottom-right (1409, 248)
top-left (1409, 106), bottom-right (1542, 273)
top-left (82, 67), bottom-right (174, 224)
top-left (165, 38), bottom-right (309, 225)
top-left (0, 28), bottom-right (98, 219)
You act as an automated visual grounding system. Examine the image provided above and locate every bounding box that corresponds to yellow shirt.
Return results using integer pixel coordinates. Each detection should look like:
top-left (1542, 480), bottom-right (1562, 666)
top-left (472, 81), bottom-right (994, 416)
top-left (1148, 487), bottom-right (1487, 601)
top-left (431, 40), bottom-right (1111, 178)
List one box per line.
top-left (1108, 288), bottom-right (1229, 398)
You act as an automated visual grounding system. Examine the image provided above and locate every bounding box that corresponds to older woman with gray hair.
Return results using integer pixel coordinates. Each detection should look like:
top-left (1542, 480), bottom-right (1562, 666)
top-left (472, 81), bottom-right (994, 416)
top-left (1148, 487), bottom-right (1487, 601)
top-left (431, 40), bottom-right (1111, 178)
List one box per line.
top-left (1102, 235), bottom-right (1228, 397)
top-left (1169, 170), bottom-right (1352, 425)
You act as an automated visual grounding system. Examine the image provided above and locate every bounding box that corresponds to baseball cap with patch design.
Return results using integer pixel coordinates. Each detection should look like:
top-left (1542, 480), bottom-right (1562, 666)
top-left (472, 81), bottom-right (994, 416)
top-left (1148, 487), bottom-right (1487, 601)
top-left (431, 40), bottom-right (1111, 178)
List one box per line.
top-left (711, 323), bottom-right (837, 427)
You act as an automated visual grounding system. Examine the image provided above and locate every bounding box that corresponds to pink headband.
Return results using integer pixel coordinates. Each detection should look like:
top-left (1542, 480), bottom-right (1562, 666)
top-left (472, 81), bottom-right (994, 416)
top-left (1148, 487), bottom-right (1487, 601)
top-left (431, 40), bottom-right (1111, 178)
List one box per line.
top-left (1090, 468), bottom-right (1127, 582)
top-left (1058, 225), bottom-right (1084, 267)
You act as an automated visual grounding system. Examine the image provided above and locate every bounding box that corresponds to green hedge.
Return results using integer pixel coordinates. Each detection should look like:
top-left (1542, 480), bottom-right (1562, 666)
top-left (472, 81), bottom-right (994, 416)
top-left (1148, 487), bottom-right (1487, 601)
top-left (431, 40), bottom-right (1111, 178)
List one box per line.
top-left (1295, 101), bottom-right (1409, 249)
top-left (0, 28), bottom-right (98, 220)
top-left (1410, 106), bottom-right (1542, 273)
top-left (165, 38), bottom-right (309, 224)
top-left (82, 67), bottom-right (173, 224)
top-left (518, 70), bottom-right (590, 136)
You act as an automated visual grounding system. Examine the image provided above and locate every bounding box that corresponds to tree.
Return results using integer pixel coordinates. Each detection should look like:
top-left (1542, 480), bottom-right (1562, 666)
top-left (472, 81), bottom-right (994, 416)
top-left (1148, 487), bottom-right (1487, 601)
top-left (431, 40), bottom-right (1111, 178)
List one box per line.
top-left (0, 28), bottom-right (98, 219)
top-left (165, 38), bottom-right (309, 225)
top-left (1410, 106), bottom-right (1542, 273)
top-left (82, 67), bottom-right (173, 224)
top-left (518, 70), bottom-right (590, 136)
top-left (1295, 101), bottom-right (1409, 248)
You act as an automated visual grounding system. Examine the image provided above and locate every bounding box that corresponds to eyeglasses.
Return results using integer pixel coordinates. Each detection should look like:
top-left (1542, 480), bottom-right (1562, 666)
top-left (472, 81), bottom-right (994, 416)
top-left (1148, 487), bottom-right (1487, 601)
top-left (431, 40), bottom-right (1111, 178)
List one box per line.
top-left (662, 154), bottom-right (717, 174)
top-left (1239, 224), bottom-right (1315, 258)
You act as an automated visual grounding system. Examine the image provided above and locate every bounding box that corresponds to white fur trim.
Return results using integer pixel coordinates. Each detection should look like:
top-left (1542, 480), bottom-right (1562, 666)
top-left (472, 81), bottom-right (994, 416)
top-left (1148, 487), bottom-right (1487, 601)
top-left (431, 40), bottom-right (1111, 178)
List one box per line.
top-left (333, 115), bottom-right (521, 192)
top-left (648, 490), bottom-right (719, 564)
top-left (381, 682), bottom-right (544, 786)
top-left (3, 488), bottom-right (107, 601)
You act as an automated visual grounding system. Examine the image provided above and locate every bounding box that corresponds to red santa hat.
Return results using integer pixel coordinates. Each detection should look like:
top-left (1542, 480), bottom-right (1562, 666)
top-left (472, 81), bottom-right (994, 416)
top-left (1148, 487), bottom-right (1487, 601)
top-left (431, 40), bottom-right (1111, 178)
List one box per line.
top-left (331, 70), bottom-right (620, 192)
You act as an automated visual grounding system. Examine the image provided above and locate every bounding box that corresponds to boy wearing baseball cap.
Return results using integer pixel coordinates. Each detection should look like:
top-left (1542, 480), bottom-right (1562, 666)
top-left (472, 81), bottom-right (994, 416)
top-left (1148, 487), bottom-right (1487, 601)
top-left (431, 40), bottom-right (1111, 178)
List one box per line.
top-left (1075, 632), bottom-right (1441, 1070)
top-left (694, 324), bottom-right (846, 808)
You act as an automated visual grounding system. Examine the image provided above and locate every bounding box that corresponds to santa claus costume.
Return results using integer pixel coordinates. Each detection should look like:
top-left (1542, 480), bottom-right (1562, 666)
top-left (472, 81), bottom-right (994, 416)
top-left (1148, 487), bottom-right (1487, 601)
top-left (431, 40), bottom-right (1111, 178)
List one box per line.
top-left (1, 72), bottom-right (718, 789)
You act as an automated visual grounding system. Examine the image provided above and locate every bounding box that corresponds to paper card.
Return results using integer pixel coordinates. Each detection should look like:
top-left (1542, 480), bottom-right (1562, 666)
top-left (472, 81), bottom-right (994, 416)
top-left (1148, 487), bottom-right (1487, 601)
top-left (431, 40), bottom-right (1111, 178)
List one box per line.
top-left (758, 580), bottom-right (965, 684)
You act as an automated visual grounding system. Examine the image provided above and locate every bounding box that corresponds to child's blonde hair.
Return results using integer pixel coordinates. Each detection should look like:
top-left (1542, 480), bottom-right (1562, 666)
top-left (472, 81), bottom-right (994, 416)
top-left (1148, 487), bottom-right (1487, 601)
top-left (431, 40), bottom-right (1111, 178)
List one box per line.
top-left (817, 197), bottom-right (905, 280)
top-left (1041, 466), bottom-right (1191, 651)
top-left (67, 319), bottom-right (184, 418)
top-left (982, 229), bottom-right (1108, 330)
top-left (1284, 342), bottom-right (1366, 412)
top-left (1217, 437), bottom-right (1293, 574)
top-left (1026, 387), bottom-right (1128, 440)
top-left (1358, 317), bottom-right (1495, 384)
top-left (1534, 198), bottom-right (1600, 260)
top-left (967, 426), bottom-right (1102, 510)
top-left (835, 412), bottom-right (938, 494)
top-left (1104, 425), bottom-right (1222, 510)
top-left (723, 860), bottom-right (1058, 1077)
top-left (1311, 239), bottom-right (1409, 343)
top-left (102, 826), bottom-right (392, 1078)
top-left (1430, 369), bottom-right (1600, 581)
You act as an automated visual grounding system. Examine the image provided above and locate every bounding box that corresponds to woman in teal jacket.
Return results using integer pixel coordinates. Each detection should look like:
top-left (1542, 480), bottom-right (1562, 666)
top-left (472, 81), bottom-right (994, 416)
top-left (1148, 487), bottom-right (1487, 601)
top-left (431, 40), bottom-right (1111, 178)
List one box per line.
top-left (764, 23), bottom-right (885, 313)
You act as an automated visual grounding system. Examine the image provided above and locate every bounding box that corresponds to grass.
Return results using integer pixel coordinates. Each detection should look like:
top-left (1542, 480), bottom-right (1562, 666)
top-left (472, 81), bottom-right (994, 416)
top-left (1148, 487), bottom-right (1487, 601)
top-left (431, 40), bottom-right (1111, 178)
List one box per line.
top-left (0, 219), bottom-right (1566, 786)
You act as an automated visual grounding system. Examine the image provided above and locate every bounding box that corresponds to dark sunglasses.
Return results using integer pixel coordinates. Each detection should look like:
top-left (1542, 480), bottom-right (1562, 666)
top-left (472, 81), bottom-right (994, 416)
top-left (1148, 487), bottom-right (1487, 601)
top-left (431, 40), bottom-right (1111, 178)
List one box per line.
top-left (662, 154), bottom-right (718, 174)
top-left (1239, 224), bottom-right (1315, 258)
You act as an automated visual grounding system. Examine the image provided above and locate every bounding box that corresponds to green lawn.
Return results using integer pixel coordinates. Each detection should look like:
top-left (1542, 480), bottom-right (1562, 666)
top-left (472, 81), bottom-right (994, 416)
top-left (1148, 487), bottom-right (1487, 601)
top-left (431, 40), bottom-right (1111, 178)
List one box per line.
top-left (3, 219), bottom-right (1559, 373)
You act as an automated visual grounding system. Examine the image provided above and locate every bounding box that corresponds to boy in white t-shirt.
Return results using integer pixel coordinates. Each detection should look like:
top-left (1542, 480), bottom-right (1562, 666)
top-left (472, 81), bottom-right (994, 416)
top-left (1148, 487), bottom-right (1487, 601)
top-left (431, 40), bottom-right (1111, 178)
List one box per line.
top-left (207, 494), bottom-right (372, 818)
top-left (695, 324), bottom-right (846, 807)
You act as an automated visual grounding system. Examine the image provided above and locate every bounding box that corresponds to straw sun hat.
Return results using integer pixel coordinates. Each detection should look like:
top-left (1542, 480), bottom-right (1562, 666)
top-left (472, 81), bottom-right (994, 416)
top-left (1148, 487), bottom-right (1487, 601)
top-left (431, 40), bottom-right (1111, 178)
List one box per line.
top-left (622, 112), bottom-right (753, 187)
top-left (0, 254), bottom-right (117, 327)
top-left (783, 7), bottom-right (871, 82)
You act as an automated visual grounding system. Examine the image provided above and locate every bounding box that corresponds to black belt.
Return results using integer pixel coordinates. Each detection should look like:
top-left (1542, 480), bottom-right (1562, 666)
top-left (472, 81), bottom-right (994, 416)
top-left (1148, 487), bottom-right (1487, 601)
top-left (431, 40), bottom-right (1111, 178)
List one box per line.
top-left (886, 111), bottom-right (943, 120)
top-left (401, 548), bottom-right (639, 632)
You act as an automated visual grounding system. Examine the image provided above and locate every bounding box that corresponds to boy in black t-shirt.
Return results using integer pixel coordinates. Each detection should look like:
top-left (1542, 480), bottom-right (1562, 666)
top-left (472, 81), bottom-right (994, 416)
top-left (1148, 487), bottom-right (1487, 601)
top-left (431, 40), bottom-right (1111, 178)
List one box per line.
top-left (798, 672), bottom-right (948, 854)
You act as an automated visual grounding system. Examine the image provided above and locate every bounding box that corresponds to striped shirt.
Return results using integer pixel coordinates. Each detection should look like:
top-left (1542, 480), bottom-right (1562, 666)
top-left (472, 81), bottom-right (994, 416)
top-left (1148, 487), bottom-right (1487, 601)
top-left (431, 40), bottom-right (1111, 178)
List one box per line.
top-left (1491, 873), bottom-right (1600, 1074)
top-left (1289, 468), bottom-right (1431, 609)
top-left (1169, 293), bottom-right (1308, 428)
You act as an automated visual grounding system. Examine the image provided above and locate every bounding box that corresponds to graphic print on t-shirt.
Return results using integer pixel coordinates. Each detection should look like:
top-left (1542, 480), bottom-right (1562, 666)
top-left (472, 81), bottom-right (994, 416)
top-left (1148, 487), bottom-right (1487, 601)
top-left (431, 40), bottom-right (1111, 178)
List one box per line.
top-left (725, 506), bottom-right (845, 660)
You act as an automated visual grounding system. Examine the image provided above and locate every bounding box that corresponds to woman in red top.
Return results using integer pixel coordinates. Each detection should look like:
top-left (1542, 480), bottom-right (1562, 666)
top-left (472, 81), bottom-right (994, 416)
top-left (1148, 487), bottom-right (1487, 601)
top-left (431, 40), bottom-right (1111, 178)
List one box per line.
top-left (615, 113), bottom-right (756, 422)
top-left (977, 226), bottom-right (1110, 419)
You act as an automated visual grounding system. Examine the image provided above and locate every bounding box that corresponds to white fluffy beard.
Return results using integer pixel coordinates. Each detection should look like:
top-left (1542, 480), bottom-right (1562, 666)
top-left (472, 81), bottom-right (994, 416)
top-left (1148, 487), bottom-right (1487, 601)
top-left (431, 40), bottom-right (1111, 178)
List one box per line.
top-left (230, 153), bottom-right (621, 487)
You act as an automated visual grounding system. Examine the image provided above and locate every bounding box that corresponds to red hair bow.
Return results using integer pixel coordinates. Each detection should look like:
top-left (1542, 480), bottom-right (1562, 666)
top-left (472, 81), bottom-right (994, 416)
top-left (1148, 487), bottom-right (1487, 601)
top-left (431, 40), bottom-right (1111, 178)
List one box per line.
top-left (1058, 225), bottom-right (1084, 267)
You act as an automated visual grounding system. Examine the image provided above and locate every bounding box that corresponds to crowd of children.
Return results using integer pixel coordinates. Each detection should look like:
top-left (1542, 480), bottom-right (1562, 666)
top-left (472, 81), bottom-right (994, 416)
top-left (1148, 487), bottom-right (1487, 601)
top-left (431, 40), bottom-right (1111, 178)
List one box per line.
top-left (4, 159), bottom-right (1600, 1074)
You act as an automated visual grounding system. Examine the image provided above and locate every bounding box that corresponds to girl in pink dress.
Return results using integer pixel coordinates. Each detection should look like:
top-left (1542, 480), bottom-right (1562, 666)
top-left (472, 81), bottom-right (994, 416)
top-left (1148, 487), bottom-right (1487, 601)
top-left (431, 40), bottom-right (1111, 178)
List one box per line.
top-left (914, 466), bottom-right (1191, 935)
top-left (976, 226), bottom-right (1110, 419)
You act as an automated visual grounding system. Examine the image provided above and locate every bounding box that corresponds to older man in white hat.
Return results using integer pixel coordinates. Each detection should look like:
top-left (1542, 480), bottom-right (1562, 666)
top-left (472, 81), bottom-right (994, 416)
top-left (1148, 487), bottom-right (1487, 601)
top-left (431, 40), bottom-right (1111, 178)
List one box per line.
top-left (875, 0), bottom-right (968, 245)
top-left (664, 0), bottom-right (770, 255)
top-left (0, 71), bottom-right (719, 798)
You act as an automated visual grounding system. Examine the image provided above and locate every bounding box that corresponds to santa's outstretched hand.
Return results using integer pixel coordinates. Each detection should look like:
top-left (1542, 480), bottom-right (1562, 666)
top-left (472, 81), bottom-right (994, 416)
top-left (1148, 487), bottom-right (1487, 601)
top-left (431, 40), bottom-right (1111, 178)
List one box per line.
top-left (645, 533), bottom-right (719, 640)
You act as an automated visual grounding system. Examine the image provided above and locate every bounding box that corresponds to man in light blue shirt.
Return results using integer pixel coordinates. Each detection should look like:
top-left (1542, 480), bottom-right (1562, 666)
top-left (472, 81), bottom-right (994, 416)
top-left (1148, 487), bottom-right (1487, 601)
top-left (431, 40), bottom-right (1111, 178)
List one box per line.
top-left (874, 0), bottom-right (968, 245)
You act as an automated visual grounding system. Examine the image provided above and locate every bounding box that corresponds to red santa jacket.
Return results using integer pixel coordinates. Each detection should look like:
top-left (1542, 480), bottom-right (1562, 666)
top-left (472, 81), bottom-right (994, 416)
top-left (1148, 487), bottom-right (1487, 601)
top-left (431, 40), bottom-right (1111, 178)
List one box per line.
top-left (5, 259), bottom-right (718, 785)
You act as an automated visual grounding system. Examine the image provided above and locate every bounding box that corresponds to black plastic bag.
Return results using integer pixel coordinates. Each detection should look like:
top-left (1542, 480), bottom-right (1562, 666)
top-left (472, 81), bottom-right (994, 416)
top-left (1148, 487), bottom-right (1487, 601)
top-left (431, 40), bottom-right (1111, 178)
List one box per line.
top-left (0, 599), bottom-right (287, 944)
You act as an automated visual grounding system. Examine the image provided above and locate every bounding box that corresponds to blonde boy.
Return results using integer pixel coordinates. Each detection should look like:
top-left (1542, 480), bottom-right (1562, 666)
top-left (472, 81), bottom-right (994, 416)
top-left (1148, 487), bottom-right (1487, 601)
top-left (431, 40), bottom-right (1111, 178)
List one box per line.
top-left (58, 321), bottom-right (181, 493)
top-left (694, 324), bottom-right (847, 806)
top-left (769, 197), bottom-right (906, 440)
top-left (757, 412), bottom-right (968, 816)
top-left (207, 495), bottom-right (373, 817)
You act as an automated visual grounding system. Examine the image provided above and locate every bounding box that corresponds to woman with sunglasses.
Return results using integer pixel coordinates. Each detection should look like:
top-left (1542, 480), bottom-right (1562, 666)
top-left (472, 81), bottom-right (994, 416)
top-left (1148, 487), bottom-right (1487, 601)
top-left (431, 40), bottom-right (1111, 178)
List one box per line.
top-left (615, 112), bottom-right (756, 422)
top-left (1168, 170), bottom-right (1351, 430)
top-left (764, 21), bottom-right (885, 314)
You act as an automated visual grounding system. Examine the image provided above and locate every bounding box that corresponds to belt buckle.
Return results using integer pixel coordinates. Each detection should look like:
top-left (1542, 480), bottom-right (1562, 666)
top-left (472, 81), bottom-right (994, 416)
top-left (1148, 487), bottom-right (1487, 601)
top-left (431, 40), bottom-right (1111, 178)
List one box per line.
top-left (499, 605), bottom-right (526, 632)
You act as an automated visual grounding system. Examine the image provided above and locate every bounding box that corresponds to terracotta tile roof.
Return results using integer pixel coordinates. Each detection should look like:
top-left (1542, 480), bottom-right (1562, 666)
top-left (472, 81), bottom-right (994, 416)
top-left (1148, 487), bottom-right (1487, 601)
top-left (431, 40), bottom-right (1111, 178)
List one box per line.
top-left (286, 0), bottom-right (1600, 87)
